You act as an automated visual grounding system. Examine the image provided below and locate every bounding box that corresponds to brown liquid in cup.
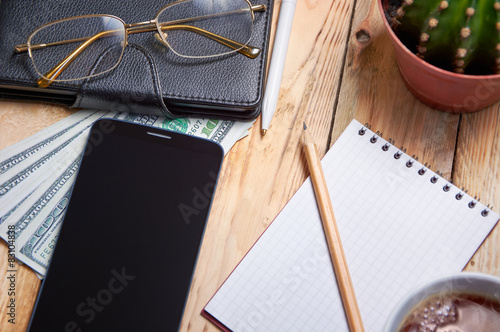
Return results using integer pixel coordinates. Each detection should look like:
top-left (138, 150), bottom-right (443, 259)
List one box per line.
top-left (398, 292), bottom-right (500, 332)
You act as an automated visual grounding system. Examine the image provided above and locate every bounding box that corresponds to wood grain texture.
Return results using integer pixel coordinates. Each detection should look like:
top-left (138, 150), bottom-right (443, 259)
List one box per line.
top-left (332, 0), bottom-right (460, 181)
top-left (457, 106), bottom-right (500, 276)
top-left (0, 242), bottom-right (41, 331)
top-left (0, 101), bottom-right (74, 150)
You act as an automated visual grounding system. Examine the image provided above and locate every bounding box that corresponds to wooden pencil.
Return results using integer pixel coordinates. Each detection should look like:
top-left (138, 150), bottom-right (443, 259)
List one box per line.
top-left (301, 123), bottom-right (365, 332)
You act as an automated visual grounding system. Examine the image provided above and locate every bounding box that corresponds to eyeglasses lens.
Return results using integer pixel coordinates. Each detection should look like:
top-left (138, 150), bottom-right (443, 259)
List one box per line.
top-left (156, 0), bottom-right (253, 58)
top-left (28, 16), bottom-right (126, 82)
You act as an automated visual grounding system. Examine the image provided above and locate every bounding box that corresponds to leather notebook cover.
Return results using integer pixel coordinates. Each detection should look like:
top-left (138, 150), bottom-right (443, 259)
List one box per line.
top-left (0, 0), bottom-right (273, 120)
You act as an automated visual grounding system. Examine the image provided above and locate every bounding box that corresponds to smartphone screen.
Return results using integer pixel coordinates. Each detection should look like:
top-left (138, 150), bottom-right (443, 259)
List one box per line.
top-left (28, 119), bottom-right (223, 331)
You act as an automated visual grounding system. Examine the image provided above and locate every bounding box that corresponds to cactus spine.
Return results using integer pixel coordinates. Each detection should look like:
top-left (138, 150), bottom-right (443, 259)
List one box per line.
top-left (389, 0), bottom-right (500, 75)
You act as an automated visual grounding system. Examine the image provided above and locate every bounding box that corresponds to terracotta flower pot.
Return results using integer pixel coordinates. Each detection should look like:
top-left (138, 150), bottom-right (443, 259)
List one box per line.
top-left (378, 0), bottom-right (500, 113)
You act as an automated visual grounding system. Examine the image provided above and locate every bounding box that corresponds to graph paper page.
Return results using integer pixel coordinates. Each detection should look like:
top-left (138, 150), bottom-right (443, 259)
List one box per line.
top-left (204, 119), bottom-right (499, 331)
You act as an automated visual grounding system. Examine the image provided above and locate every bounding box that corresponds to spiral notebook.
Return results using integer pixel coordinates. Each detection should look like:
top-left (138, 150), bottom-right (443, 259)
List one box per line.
top-left (203, 119), bottom-right (500, 331)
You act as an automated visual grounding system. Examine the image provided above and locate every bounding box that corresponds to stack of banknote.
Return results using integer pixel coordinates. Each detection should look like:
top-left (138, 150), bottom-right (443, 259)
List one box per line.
top-left (0, 110), bottom-right (253, 277)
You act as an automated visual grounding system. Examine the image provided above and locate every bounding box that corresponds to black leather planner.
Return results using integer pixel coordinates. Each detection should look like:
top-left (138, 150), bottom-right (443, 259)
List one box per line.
top-left (0, 0), bottom-right (273, 120)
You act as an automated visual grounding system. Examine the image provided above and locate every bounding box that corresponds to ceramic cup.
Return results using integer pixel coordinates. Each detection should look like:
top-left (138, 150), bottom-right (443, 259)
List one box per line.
top-left (384, 272), bottom-right (500, 332)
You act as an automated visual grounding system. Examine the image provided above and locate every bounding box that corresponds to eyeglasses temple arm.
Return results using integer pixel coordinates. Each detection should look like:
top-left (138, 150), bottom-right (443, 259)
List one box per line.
top-left (35, 29), bottom-right (122, 88)
top-left (14, 36), bottom-right (93, 53)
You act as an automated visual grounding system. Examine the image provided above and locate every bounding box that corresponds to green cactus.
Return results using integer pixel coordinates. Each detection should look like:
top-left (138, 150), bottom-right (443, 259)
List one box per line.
top-left (388, 0), bottom-right (500, 75)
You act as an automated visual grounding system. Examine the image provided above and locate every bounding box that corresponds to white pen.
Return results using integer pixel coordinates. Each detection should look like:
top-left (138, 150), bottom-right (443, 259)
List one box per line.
top-left (261, 0), bottom-right (297, 136)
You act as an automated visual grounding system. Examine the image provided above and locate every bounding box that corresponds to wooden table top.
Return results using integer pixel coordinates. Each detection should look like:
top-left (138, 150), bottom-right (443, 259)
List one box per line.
top-left (1, 0), bottom-right (499, 331)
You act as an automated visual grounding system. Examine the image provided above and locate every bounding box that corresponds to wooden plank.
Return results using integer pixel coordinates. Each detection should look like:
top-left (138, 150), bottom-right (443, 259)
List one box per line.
top-left (0, 242), bottom-right (41, 331)
top-left (457, 106), bottom-right (500, 275)
top-left (0, 101), bottom-right (74, 150)
top-left (332, 0), bottom-right (459, 179)
top-left (180, 0), bottom-right (356, 330)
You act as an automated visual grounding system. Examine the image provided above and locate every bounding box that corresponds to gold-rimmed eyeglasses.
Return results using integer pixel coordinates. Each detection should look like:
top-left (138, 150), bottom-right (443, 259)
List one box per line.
top-left (14, 0), bottom-right (266, 88)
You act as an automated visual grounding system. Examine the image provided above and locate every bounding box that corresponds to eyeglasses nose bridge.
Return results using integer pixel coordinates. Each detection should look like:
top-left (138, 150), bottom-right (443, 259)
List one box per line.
top-left (125, 19), bottom-right (158, 34)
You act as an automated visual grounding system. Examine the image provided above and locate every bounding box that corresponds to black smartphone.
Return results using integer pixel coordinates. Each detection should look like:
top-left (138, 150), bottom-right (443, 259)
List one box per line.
top-left (27, 119), bottom-right (224, 331)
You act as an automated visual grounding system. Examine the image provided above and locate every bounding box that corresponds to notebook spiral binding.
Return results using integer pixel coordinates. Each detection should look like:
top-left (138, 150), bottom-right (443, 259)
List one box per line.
top-left (359, 123), bottom-right (492, 217)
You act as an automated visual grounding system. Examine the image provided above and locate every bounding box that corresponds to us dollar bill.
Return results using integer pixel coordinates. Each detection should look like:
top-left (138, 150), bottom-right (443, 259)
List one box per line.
top-left (0, 110), bottom-right (254, 276)
top-left (0, 111), bottom-right (111, 219)
top-left (0, 157), bottom-right (80, 276)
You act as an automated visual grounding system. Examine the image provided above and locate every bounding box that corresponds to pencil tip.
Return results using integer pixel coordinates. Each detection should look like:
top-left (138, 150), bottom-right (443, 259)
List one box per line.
top-left (262, 129), bottom-right (267, 136)
top-left (301, 123), bottom-right (314, 145)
